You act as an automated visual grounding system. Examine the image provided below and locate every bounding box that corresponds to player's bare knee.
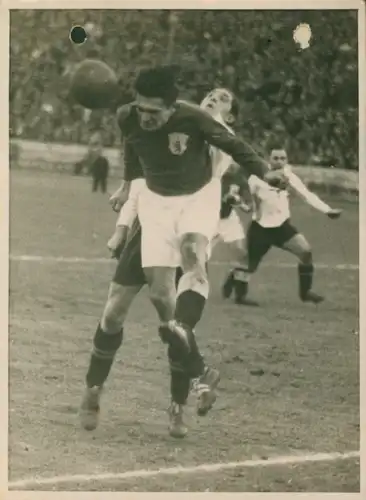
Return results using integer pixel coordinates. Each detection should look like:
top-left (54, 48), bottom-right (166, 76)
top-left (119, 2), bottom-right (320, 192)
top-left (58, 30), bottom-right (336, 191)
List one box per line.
top-left (180, 240), bottom-right (199, 267)
top-left (101, 283), bottom-right (136, 333)
top-left (148, 277), bottom-right (173, 305)
top-left (299, 248), bottom-right (312, 264)
top-left (149, 283), bottom-right (169, 305)
top-left (101, 302), bottom-right (123, 334)
top-left (180, 234), bottom-right (208, 270)
top-left (297, 238), bottom-right (313, 264)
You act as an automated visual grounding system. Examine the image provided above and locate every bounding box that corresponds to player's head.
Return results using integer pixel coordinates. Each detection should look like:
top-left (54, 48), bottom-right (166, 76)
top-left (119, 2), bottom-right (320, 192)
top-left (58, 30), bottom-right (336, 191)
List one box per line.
top-left (200, 88), bottom-right (239, 126)
top-left (269, 145), bottom-right (288, 170)
top-left (134, 66), bottom-right (178, 130)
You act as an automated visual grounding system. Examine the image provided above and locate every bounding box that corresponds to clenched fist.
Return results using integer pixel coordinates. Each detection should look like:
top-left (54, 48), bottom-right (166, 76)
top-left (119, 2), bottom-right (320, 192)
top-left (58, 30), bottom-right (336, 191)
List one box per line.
top-left (109, 186), bottom-right (129, 213)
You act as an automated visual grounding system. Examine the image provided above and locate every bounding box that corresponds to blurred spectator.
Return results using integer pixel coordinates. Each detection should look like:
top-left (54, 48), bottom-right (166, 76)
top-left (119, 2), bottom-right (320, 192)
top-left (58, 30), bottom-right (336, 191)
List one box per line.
top-left (10, 9), bottom-right (358, 169)
top-left (89, 130), bottom-right (110, 193)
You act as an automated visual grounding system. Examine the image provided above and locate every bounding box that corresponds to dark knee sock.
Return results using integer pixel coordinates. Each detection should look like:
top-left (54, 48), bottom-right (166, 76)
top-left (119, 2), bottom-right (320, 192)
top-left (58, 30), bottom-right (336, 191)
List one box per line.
top-left (233, 267), bottom-right (250, 301)
top-left (175, 290), bottom-right (206, 330)
top-left (86, 323), bottom-right (123, 388)
top-left (298, 263), bottom-right (314, 299)
top-left (186, 333), bottom-right (206, 378)
top-left (175, 263), bottom-right (209, 321)
top-left (168, 336), bottom-right (205, 403)
top-left (168, 329), bottom-right (205, 376)
top-left (170, 370), bottom-right (191, 405)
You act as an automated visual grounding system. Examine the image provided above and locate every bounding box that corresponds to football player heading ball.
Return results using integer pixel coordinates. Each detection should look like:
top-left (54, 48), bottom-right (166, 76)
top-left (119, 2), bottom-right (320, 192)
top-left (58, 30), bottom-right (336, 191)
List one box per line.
top-left (76, 62), bottom-right (269, 438)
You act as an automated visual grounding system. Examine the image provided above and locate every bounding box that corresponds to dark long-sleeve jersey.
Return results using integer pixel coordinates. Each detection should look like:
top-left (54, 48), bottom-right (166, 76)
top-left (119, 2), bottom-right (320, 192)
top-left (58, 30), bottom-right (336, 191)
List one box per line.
top-left (117, 100), bottom-right (268, 196)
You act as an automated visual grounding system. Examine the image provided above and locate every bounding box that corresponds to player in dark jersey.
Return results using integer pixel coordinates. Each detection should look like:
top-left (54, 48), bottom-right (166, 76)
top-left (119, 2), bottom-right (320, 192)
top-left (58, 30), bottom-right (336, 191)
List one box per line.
top-left (80, 69), bottom-right (269, 437)
top-left (81, 89), bottom-right (252, 438)
top-left (122, 69), bottom-right (268, 366)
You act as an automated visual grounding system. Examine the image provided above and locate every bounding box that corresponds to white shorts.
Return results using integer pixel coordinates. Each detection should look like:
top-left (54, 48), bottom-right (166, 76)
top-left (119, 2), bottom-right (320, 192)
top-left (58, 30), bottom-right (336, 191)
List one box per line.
top-left (137, 179), bottom-right (221, 268)
top-left (217, 210), bottom-right (245, 243)
top-left (207, 210), bottom-right (246, 260)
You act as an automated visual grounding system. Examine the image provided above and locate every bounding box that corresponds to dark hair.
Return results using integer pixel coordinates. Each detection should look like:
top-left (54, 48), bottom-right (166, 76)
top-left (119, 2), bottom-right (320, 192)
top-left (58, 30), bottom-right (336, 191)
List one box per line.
top-left (134, 66), bottom-right (178, 105)
top-left (268, 142), bottom-right (287, 154)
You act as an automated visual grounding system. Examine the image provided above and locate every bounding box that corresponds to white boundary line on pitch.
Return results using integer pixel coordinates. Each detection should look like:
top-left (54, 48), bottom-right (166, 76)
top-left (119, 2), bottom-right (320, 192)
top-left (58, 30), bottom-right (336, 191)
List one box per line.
top-left (9, 254), bottom-right (359, 271)
top-left (8, 450), bottom-right (359, 490)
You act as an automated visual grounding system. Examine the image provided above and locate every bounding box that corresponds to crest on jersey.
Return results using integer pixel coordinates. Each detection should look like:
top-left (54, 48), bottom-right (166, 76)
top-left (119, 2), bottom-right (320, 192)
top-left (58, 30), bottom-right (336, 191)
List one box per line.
top-left (168, 133), bottom-right (189, 155)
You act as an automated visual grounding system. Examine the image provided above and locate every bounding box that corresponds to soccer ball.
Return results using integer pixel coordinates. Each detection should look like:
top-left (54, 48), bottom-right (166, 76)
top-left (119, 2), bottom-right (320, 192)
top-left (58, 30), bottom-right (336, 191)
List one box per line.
top-left (69, 59), bottom-right (120, 110)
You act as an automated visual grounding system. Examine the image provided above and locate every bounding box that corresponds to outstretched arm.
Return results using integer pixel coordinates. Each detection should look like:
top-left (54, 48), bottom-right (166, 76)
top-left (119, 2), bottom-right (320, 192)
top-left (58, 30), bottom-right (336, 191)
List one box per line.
top-left (287, 171), bottom-right (342, 218)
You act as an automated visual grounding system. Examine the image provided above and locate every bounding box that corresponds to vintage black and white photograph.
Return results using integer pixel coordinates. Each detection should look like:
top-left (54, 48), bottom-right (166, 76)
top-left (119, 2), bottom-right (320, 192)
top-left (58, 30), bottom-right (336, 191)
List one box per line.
top-left (8, 4), bottom-right (361, 492)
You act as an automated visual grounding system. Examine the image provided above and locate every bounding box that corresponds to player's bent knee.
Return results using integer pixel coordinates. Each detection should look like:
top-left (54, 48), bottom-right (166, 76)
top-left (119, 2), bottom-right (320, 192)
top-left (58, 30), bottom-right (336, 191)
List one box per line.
top-left (181, 240), bottom-right (199, 263)
top-left (148, 278), bottom-right (174, 304)
top-left (300, 248), bottom-right (312, 264)
top-left (101, 305), bottom-right (124, 334)
top-left (296, 236), bottom-right (312, 264)
top-left (149, 284), bottom-right (171, 306)
top-left (180, 235), bottom-right (208, 269)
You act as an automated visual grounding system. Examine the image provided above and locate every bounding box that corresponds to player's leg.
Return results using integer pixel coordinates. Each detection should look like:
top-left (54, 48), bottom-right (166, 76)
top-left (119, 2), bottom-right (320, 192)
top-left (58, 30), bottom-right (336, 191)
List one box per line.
top-left (173, 179), bottom-right (221, 333)
top-left (138, 189), bottom-right (195, 436)
top-left (223, 238), bottom-right (259, 305)
top-left (174, 231), bottom-right (220, 417)
top-left (172, 179), bottom-right (222, 416)
top-left (80, 224), bottom-right (145, 430)
top-left (144, 266), bottom-right (177, 323)
top-left (219, 212), bottom-right (258, 306)
top-left (279, 226), bottom-right (324, 303)
top-left (143, 265), bottom-right (191, 438)
top-left (175, 232), bottom-right (209, 335)
top-left (137, 186), bottom-right (187, 343)
top-left (233, 220), bottom-right (272, 304)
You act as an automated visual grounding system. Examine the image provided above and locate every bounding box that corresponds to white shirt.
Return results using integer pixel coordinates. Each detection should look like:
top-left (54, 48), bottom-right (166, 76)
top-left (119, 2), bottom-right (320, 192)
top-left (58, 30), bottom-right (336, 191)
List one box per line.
top-left (116, 178), bottom-right (145, 228)
top-left (248, 165), bottom-right (331, 227)
top-left (210, 115), bottom-right (235, 179)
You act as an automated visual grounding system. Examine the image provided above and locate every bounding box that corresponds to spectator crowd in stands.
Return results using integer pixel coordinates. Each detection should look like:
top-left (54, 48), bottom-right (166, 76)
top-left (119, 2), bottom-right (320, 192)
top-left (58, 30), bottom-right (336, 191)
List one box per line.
top-left (10, 9), bottom-right (358, 169)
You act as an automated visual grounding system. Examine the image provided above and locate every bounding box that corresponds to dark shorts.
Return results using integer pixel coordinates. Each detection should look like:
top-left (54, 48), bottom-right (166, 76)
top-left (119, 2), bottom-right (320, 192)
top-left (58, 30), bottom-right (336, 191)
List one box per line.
top-left (112, 218), bottom-right (146, 287)
top-left (247, 219), bottom-right (298, 271)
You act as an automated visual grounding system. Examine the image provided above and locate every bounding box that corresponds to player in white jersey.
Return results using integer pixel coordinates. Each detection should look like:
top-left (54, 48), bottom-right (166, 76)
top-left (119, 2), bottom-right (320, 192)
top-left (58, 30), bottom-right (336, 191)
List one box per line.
top-left (200, 90), bottom-right (259, 306)
top-left (235, 146), bottom-right (342, 304)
